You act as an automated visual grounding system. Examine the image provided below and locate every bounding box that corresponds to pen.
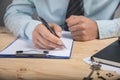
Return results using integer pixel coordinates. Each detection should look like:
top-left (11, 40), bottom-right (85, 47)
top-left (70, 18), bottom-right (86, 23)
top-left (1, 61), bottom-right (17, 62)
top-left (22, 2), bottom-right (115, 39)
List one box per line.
top-left (38, 17), bottom-right (59, 37)
top-left (37, 17), bottom-right (66, 48)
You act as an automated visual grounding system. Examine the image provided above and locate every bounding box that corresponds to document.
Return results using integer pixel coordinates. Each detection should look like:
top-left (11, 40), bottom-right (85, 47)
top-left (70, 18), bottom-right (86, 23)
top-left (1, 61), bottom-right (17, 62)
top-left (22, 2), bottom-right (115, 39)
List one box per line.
top-left (0, 31), bottom-right (73, 58)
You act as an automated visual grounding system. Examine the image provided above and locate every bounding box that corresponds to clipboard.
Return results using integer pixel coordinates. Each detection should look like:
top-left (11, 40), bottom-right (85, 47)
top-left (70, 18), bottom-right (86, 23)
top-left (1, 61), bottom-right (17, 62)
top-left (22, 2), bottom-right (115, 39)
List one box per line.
top-left (0, 31), bottom-right (73, 59)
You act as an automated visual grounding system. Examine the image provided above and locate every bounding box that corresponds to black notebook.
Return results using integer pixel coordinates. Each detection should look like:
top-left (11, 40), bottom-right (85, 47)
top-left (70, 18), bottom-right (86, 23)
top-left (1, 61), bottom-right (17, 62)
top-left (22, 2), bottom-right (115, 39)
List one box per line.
top-left (91, 40), bottom-right (120, 68)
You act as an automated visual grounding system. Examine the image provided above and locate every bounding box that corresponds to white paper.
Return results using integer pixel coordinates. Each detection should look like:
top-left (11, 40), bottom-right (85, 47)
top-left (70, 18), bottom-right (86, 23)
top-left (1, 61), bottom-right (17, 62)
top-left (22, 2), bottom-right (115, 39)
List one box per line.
top-left (0, 31), bottom-right (73, 58)
top-left (83, 57), bottom-right (120, 75)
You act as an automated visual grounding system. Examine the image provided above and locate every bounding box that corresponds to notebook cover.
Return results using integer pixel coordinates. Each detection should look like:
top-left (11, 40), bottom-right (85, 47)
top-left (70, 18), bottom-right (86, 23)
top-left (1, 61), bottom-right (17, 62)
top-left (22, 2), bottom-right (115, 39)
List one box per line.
top-left (91, 40), bottom-right (120, 67)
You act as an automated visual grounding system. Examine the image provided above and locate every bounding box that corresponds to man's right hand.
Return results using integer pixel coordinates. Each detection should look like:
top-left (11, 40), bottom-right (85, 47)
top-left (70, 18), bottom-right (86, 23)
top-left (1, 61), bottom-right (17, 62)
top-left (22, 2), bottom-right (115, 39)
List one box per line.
top-left (32, 23), bottom-right (63, 49)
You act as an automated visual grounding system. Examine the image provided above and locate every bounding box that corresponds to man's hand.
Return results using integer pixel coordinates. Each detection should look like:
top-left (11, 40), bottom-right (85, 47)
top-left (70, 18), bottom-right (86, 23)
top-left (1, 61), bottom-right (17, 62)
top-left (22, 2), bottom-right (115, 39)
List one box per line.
top-left (32, 23), bottom-right (62, 49)
top-left (66, 15), bottom-right (99, 41)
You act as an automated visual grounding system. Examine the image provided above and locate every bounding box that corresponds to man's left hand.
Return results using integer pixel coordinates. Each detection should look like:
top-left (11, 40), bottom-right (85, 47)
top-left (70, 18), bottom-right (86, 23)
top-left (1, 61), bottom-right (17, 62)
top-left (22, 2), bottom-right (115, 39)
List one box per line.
top-left (66, 15), bottom-right (99, 41)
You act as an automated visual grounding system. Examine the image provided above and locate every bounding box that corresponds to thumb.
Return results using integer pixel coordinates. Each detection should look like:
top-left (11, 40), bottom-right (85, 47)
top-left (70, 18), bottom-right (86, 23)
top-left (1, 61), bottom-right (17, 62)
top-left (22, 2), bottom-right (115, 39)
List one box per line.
top-left (49, 23), bottom-right (62, 38)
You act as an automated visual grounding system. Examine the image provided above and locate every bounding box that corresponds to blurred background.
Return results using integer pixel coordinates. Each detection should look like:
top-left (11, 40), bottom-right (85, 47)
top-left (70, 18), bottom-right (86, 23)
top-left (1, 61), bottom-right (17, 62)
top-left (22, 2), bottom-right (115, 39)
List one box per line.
top-left (0, 0), bottom-right (12, 26)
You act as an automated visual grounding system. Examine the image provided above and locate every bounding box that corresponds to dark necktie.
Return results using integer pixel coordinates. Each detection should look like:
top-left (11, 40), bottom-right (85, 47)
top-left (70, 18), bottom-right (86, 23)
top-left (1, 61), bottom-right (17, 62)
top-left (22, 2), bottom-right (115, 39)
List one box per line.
top-left (64, 0), bottom-right (84, 31)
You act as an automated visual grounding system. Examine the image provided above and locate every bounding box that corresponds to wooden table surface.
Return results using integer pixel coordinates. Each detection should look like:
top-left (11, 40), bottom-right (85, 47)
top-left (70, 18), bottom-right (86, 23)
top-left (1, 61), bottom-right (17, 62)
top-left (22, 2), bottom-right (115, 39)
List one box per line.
top-left (0, 27), bottom-right (120, 80)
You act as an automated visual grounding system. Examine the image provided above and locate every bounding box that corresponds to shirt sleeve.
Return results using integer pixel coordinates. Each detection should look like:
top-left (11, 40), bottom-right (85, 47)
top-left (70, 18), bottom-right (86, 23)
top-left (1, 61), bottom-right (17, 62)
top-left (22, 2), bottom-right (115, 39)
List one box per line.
top-left (96, 18), bottom-right (120, 39)
top-left (4, 0), bottom-right (41, 40)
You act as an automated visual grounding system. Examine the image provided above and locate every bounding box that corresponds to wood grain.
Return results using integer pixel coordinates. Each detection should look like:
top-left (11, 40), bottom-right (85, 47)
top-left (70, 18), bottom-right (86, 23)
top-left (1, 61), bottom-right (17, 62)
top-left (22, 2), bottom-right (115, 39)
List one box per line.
top-left (0, 27), bottom-right (119, 80)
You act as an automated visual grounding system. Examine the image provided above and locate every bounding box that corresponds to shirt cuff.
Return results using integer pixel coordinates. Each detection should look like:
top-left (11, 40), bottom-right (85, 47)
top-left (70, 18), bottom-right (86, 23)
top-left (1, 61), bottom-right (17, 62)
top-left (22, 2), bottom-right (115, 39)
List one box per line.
top-left (24, 20), bottom-right (41, 40)
top-left (96, 20), bottom-right (117, 39)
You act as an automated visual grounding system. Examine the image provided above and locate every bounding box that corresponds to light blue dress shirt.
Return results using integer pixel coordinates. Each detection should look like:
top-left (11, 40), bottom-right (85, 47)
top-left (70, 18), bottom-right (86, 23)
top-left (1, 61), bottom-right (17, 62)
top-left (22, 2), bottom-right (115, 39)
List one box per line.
top-left (4, 0), bottom-right (120, 40)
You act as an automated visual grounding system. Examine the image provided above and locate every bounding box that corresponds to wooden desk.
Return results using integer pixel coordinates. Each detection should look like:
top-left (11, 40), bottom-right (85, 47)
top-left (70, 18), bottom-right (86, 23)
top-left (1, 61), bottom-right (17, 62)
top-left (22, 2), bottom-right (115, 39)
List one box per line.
top-left (0, 27), bottom-right (119, 80)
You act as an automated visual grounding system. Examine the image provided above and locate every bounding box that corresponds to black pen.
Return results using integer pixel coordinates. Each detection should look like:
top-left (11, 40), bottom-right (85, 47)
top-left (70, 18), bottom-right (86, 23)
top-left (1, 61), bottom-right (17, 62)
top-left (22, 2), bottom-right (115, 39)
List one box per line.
top-left (37, 17), bottom-right (66, 48)
top-left (38, 17), bottom-right (59, 37)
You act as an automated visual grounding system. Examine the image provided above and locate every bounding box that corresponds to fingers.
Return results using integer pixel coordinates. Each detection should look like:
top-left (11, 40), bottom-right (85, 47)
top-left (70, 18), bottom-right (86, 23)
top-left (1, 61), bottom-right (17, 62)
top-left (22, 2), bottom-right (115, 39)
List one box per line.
top-left (66, 15), bottom-right (83, 27)
top-left (32, 24), bottom-right (63, 49)
top-left (49, 23), bottom-right (62, 38)
top-left (66, 15), bottom-right (98, 41)
top-left (68, 24), bottom-right (85, 32)
top-left (71, 30), bottom-right (88, 41)
top-left (37, 32), bottom-right (62, 49)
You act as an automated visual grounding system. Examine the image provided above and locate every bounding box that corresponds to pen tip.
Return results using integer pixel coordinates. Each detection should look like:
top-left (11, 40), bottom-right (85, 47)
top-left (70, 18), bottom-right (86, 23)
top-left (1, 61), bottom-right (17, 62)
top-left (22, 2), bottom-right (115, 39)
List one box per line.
top-left (62, 44), bottom-right (66, 49)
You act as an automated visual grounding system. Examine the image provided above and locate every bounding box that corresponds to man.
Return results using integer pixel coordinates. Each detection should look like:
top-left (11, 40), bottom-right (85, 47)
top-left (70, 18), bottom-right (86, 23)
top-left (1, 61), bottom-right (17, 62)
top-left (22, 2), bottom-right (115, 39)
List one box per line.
top-left (4, 0), bottom-right (120, 49)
